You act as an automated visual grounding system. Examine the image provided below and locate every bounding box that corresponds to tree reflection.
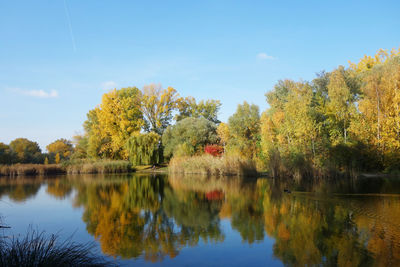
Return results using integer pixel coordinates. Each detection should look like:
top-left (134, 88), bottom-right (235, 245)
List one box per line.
top-left (46, 179), bottom-right (72, 199)
top-left (0, 180), bottom-right (41, 202)
top-left (1, 175), bottom-right (400, 265)
top-left (72, 175), bottom-right (225, 261)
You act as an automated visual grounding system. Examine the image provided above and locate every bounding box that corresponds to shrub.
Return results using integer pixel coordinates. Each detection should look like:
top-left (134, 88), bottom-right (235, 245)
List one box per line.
top-left (162, 117), bottom-right (218, 159)
top-left (204, 145), bottom-right (223, 157)
top-left (174, 143), bottom-right (195, 158)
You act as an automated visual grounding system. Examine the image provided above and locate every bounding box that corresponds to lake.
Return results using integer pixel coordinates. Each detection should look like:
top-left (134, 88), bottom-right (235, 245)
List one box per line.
top-left (1, 174), bottom-right (400, 266)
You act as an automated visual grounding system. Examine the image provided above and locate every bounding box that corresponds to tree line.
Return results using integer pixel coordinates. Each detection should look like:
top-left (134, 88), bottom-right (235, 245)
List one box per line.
top-left (1, 48), bottom-right (400, 176)
top-left (262, 48), bottom-right (400, 177)
top-left (0, 138), bottom-right (73, 165)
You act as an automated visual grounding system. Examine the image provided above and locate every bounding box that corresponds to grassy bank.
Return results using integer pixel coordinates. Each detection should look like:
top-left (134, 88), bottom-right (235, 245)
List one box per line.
top-left (169, 155), bottom-right (257, 176)
top-left (134, 164), bottom-right (168, 173)
top-left (0, 164), bottom-right (65, 177)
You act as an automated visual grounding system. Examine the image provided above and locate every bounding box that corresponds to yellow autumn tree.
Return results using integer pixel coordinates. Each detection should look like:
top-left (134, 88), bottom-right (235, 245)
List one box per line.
top-left (226, 102), bottom-right (260, 159)
top-left (260, 80), bottom-right (323, 177)
top-left (349, 48), bottom-right (400, 73)
top-left (46, 139), bottom-right (73, 160)
top-left (140, 84), bottom-right (179, 135)
top-left (216, 122), bottom-right (230, 149)
top-left (282, 82), bottom-right (318, 156)
top-left (55, 153), bottom-right (60, 164)
top-left (84, 107), bottom-right (106, 158)
top-left (85, 87), bottom-right (144, 159)
top-left (349, 49), bottom-right (400, 168)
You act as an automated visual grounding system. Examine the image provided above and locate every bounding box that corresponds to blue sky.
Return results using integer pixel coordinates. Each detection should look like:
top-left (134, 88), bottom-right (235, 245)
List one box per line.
top-left (1, 0), bottom-right (399, 150)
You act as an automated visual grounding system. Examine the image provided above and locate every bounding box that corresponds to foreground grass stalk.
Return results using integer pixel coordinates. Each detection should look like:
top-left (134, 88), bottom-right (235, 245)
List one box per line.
top-left (0, 229), bottom-right (113, 267)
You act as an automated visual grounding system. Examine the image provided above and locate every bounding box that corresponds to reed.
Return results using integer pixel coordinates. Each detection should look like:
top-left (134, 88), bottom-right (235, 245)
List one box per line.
top-left (65, 159), bottom-right (133, 174)
top-left (0, 164), bottom-right (65, 177)
top-left (0, 160), bottom-right (134, 177)
top-left (169, 154), bottom-right (257, 177)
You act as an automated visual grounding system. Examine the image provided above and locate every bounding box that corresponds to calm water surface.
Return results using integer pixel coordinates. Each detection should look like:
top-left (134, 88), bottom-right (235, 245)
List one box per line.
top-left (1, 174), bottom-right (400, 266)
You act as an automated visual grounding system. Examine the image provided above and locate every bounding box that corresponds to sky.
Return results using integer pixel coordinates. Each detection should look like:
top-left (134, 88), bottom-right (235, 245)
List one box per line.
top-left (1, 0), bottom-right (399, 150)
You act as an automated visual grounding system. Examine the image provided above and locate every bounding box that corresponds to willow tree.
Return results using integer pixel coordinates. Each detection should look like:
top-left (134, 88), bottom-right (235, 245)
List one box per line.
top-left (125, 132), bottom-right (161, 166)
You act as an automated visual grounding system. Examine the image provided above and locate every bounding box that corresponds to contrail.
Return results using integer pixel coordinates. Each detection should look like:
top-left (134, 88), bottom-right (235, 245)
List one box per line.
top-left (63, 0), bottom-right (76, 52)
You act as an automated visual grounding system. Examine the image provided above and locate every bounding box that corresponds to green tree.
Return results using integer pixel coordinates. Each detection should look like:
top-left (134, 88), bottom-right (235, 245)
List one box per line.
top-left (70, 135), bottom-right (88, 159)
top-left (162, 117), bottom-right (218, 159)
top-left (9, 138), bottom-right (42, 163)
top-left (227, 102), bottom-right (260, 159)
top-left (176, 96), bottom-right (221, 124)
top-left (326, 66), bottom-right (357, 145)
top-left (0, 142), bottom-right (15, 164)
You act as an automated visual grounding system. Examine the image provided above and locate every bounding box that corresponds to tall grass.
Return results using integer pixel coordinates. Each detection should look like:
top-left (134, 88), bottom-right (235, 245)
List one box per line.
top-left (169, 155), bottom-right (257, 177)
top-left (0, 160), bottom-right (134, 177)
top-left (0, 229), bottom-right (112, 266)
top-left (0, 164), bottom-right (65, 177)
top-left (65, 159), bottom-right (133, 174)
top-left (266, 149), bottom-right (356, 181)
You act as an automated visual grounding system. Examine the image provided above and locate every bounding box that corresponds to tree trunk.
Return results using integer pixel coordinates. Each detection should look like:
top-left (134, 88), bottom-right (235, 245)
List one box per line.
top-left (376, 83), bottom-right (381, 147)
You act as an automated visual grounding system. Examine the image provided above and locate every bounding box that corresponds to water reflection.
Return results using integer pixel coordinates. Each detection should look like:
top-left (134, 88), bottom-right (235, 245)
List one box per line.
top-left (1, 174), bottom-right (400, 266)
top-left (0, 179), bottom-right (41, 202)
top-left (70, 175), bottom-right (225, 262)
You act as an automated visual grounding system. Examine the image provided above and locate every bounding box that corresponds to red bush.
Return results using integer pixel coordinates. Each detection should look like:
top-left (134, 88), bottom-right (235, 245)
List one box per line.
top-left (204, 145), bottom-right (224, 157)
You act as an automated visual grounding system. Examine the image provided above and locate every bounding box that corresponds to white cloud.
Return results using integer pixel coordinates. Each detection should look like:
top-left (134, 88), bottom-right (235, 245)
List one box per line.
top-left (9, 88), bottom-right (59, 98)
top-left (257, 52), bottom-right (275, 60)
top-left (25, 89), bottom-right (58, 98)
top-left (101, 81), bottom-right (118, 91)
